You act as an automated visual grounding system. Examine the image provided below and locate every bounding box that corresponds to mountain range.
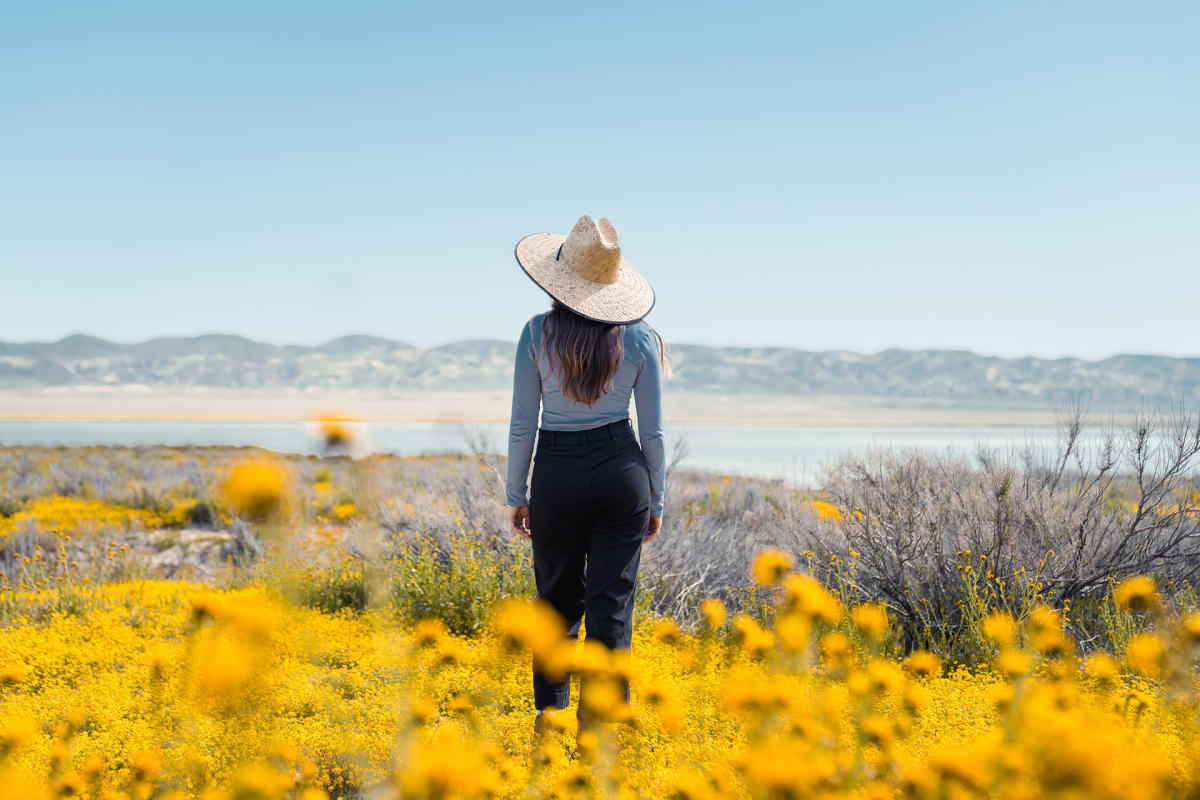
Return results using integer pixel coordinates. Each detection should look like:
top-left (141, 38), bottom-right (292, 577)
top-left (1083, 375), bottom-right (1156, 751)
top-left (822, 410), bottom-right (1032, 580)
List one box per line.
top-left (1, 334), bottom-right (1198, 409)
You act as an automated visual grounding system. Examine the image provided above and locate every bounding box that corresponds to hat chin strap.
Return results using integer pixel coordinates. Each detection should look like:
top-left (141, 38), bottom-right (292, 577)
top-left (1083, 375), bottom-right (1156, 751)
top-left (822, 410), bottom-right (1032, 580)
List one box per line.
top-left (555, 243), bottom-right (564, 261)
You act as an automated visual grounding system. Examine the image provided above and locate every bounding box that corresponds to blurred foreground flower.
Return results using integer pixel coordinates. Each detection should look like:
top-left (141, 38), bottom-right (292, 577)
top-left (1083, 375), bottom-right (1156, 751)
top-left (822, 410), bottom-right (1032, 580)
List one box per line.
top-left (491, 598), bottom-right (566, 655)
top-left (983, 612), bottom-right (1017, 646)
top-left (309, 409), bottom-right (369, 457)
top-left (0, 716), bottom-right (37, 755)
top-left (850, 603), bottom-right (890, 642)
top-left (222, 459), bottom-right (289, 522)
top-left (394, 726), bottom-right (503, 798)
top-left (781, 573), bottom-right (842, 624)
top-left (751, 548), bottom-right (794, 586)
top-left (1126, 632), bottom-right (1166, 677)
top-left (1114, 575), bottom-right (1163, 614)
top-left (700, 597), bottom-right (727, 631)
top-left (0, 663), bottom-right (29, 687)
top-left (808, 499), bottom-right (844, 520)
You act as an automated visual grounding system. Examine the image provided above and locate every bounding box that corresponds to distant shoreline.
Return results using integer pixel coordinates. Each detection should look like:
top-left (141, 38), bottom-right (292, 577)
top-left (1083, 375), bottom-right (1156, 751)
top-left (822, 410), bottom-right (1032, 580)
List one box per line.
top-left (0, 389), bottom-right (1098, 428)
top-left (0, 416), bottom-right (1062, 428)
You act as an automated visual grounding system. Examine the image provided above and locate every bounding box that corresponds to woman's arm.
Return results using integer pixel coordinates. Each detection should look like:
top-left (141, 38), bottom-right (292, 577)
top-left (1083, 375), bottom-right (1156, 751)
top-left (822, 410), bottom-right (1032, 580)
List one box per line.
top-left (633, 328), bottom-right (666, 520)
top-left (505, 320), bottom-right (541, 513)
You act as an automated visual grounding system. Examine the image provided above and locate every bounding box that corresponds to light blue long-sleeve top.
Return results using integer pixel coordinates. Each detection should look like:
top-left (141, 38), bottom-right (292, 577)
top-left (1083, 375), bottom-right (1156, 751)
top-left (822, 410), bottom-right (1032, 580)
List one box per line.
top-left (506, 312), bottom-right (666, 516)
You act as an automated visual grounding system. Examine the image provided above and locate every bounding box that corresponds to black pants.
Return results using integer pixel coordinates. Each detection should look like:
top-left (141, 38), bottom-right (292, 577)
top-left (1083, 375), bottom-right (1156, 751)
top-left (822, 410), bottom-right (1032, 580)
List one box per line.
top-left (529, 417), bottom-right (651, 710)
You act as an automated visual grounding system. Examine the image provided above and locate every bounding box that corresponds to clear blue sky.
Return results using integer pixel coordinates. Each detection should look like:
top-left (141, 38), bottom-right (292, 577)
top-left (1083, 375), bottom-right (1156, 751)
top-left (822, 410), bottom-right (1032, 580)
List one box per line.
top-left (2, 2), bottom-right (1197, 358)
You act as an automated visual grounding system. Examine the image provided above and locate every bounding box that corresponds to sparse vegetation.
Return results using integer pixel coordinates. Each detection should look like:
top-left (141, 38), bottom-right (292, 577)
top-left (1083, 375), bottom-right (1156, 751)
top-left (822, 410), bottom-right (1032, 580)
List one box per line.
top-left (0, 409), bottom-right (1198, 797)
top-left (3, 405), bottom-right (1199, 657)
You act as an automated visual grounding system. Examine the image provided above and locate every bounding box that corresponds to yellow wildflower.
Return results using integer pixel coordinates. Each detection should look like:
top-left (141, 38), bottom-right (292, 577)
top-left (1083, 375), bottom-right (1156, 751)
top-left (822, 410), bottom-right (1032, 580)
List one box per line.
top-left (699, 597), bottom-right (727, 631)
top-left (867, 659), bottom-right (907, 693)
top-left (410, 698), bottom-right (438, 725)
top-left (775, 612), bottom-right (811, 653)
top-left (435, 637), bottom-right (469, 665)
top-left (490, 599), bottom-right (564, 658)
top-left (0, 663), bottom-right (29, 686)
top-left (394, 727), bottom-right (502, 800)
top-left (1085, 653), bottom-right (1120, 683)
top-left (192, 634), bottom-right (257, 703)
top-left (1182, 611), bottom-right (1200, 645)
top-left (998, 649), bottom-right (1031, 678)
top-left (313, 411), bottom-right (356, 451)
top-left (781, 573), bottom-right (842, 624)
top-left (80, 754), bottom-right (104, 778)
top-left (861, 714), bottom-right (894, 749)
top-left (988, 682), bottom-right (1017, 709)
top-left (846, 669), bottom-right (872, 696)
top-left (809, 500), bottom-right (844, 520)
top-left (652, 618), bottom-right (685, 646)
top-left (819, 631), bottom-right (854, 673)
top-left (929, 748), bottom-right (989, 791)
top-left (982, 612), bottom-right (1017, 646)
top-left (448, 694), bottom-right (473, 715)
top-left (1028, 606), bottom-right (1072, 654)
top-left (1125, 632), bottom-right (1166, 677)
top-left (222, 459), bottom-right (289, 522)
top-left (129, 750), bottom-right (163, 782)
top-left (580, 677), bottom-right (631, 722)
top-left (903, 650), bottom-right (941, 677)
top-left (412, 618), bottom-right (448, 647)
top-left (751, 548), bottom-right (794, 586)
top-left (1113, 575), bottom-right (1162, 613)
top-left (233, 761), bottom-right (294, 797)
top-left (904, 683), bottom-right (930, 713)
top-left (0, 717), bottom-right (38, 753)
top-left (672, 772), bottom-right (718, 800)
top-left (851, 603), bottom-right (889, 642)
top-left (732, 615), bottom-right (775, 657)
top-left (330, 502), bottom-right (356, 521)
top-left (0, 773), bottom-right (52, 800)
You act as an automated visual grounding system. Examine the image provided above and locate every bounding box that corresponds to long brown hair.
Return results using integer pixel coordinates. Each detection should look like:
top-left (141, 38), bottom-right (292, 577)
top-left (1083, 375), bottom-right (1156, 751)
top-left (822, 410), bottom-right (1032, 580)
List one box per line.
top-left (542, 300), bottom-right (670, 406)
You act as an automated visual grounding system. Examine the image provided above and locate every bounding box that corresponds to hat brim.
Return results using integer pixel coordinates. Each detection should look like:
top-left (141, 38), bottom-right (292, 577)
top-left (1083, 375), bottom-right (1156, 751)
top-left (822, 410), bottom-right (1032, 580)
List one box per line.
top-left (515, 232), bottom-right (655, 325)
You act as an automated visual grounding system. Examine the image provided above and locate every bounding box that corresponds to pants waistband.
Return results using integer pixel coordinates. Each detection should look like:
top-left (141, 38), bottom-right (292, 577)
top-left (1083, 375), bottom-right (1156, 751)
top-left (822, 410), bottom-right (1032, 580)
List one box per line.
top-left (537, 418), bottom-right (633, 448)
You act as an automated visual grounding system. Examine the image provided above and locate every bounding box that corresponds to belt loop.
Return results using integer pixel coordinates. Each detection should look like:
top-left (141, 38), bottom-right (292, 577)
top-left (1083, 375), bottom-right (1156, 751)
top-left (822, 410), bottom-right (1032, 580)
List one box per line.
top-left (607, 423), bottom-right (616, 440)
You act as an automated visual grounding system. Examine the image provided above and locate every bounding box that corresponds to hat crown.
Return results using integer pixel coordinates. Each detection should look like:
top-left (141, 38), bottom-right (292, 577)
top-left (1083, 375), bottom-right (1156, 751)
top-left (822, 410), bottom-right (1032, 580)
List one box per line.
top-left (560, 215), bottom-right (622, 285)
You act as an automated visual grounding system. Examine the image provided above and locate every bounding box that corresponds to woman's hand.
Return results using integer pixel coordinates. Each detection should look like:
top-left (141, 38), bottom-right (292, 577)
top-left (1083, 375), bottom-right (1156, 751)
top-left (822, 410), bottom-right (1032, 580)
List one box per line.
top-left (644, 516), bottom-right (662, 542)
top-left (508, 505), bottom-right (531, 538)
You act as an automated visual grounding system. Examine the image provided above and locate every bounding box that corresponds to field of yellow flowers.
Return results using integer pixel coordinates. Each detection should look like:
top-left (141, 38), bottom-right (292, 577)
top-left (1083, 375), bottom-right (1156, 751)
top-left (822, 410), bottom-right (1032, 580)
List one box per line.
top-left (1, 557), bottom-right (1198, 798)
top-left (0, 443), bottom-right (1198, 799)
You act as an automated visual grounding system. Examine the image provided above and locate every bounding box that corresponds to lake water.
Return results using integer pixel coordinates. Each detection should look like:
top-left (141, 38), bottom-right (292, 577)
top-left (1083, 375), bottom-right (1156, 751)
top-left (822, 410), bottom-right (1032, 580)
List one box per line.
top-left (0, 419), bottom-right (1070, 485)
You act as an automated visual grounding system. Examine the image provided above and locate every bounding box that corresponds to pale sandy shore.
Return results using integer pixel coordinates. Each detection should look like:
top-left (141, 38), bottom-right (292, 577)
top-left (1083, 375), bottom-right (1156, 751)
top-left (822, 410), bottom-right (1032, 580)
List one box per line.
top-left (0, 389), bottom-right (1074, 427)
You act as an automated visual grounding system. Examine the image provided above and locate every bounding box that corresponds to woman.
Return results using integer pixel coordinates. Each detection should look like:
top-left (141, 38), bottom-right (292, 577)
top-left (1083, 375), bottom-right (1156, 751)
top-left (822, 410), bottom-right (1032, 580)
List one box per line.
top-left (505, 215), bottom-right (668, 729)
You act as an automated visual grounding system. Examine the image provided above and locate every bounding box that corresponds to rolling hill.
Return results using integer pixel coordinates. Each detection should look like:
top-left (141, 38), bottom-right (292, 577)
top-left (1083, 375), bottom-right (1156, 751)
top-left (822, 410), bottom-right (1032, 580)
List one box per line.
top-left (1, 334), bottom-right (1197, 409)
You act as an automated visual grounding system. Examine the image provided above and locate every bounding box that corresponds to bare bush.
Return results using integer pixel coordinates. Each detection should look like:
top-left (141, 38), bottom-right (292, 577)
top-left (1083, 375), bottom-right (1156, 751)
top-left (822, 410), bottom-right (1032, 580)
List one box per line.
top-left (822, 406), bottom-right (1200, 649)
top-left (639, 470), bottom-right (819, 621)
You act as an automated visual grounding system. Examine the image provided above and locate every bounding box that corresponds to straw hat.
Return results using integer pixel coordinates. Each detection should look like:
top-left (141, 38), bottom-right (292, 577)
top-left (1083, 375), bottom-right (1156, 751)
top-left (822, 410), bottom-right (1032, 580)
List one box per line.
top-left (515, 215), bottom-right (655, 324)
